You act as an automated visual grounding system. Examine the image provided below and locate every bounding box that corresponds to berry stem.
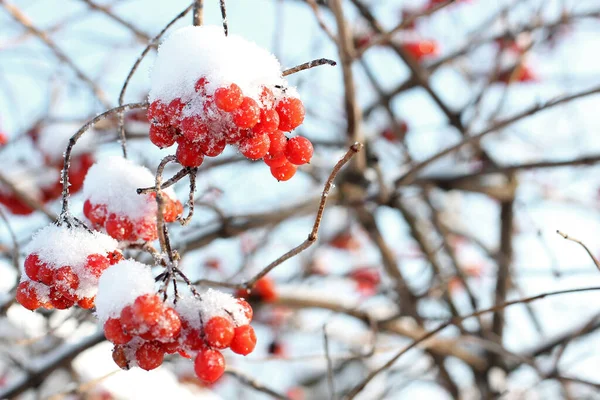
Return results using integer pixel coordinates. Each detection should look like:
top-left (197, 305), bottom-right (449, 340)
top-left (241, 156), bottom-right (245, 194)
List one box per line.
top-left (137, 167), bottom-right (193, 194)
top-left (178, 168), bottom-right (197, 226)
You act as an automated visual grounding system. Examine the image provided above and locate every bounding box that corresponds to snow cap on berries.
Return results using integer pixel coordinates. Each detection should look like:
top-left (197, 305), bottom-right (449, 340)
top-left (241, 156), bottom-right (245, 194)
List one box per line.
top-left (82, 156), bottom-right (176, 220)
top-left (95, 259), bottom-right (156, 322)
top-left (175, 289), bottom-right (250, 328)
top-left (149, 26), bottom-right (295, 106)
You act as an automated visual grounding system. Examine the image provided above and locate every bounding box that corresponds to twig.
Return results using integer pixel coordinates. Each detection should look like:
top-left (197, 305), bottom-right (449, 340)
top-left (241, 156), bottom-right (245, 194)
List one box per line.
top-left (219, 0), bottom-right (228, 36)
top-left (116, 3), bottom-right (194, 158)
top-left (193, 0), bottom-right (204, 26)
top-left (178, 168), bottom-right (197, 226)
top-left (226, 368), bottom-right (290, 400)
top-left (60, 102), bottom-right (148, 216)
top-left (0, 173), bottom-right (57, 220)
top-left (324, 324), bottom-right (336, 399)
top-left (154, 155), bottom-right (178, 258)
top-left (137, 167), bottom-right (192, 194)
top-left (556, 230), bottom-right (600, 272)
top-left (344, 286), bottom-right (600, 399)
top-left (282, 58), bottom-right (337, 77)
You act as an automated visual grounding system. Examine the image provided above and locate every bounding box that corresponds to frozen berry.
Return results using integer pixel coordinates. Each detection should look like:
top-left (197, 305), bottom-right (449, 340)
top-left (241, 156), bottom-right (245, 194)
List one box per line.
top-left (77, 297), bottom-right (95, 309)
top-left (84, 201), bottom-right (107, 226)
top-left (285, 136), bottom-right (313, 165)
top-left (264, 152), bottom-right (287, 168)
top-left (112, 345), bottom-right (130, 370)
top-left (198, 135), bottom-right (226, 157)
top-left (181, 116), bottom-right (209, 143)
top-left (237, 299), bottom-right (253, 322)
top-left (49, 286), bottom-right (75, 309)
top-left (270, 160), bottom-right (297, 181)
top-left (166, 98), bottom-right (185, 126)
top-left (16, 281), bottom-right (41, 311)
top-left (194, 348), bottom-right (226, 383)
top-left (276, 97), bottom-right (305, 132)
top-left (252, 108), bottom-right (280, 135)
top-left (136, 341), bottom-right (164, 371)
top-left (107, 250), bottom-right (124, 265)
top-left (214, 83), bottom-right (244, 112)
top-left (239, 133), bottom-right (270, 160)
top-left (254, 277), bottom-right (277, 302)
top-left (204, 316), bottom-right (235, 349)
top-left (150, 307), bottom-right (182, 340)
top-left (230, 325), bottom-right (257, 356)
top-left (232, 97), bottom-right (260, 129)
top-left (53, 266), bottom-right (79, 299)
top-left (104, 318), bottom-right (133, 344)
top-left (105, 214), bottom-right (134, 241)
top-left (176, 139), bottom-right (204, 167)
top-left (86, 254), bottom-right (110, 278)
top-left (149, 125), bottom-right (176, 148)
top-left (195, 77), bottom-right (209, 94)
top-left (133, 294), bottom-right (163, 325)
top-left (24, 253), bottom-right (45, 282)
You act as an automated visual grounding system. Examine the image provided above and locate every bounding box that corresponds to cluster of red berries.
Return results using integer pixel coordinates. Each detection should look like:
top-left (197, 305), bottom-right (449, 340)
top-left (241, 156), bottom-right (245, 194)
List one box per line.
top-left (17, 250), bottom-right (123, 311)
top-left (83, 193), bottom-right (183, 242)
top-left (106, 292), bottom-right (256, 384)
top-left (147, 77), bottom-right (314, 181)
top-left (348, 267), bottom-right (381, 296)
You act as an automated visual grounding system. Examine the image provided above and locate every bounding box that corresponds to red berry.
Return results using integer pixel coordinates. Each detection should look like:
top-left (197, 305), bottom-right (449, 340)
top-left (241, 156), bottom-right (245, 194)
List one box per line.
top-left (84, 201), bottom-right (107, 226)
top-left (166, 98), bottom-right (185, 126)
top-left (151, 307), bottom-right (182, 340)
top-left (37, 263), bottom-right (54, 286)
top-left (264, 152), bottom-right (287, 168)
top-left (24, 254), bottom-right (46, 282)
top-left (232, 97), bottom-right (261, 129)
top-left (237, 299), bottom-right (253, 322)
top-left (120, 305), bottom-right (141, 334)
top-left (176, 140), bottom-right (204, 167)
top-left (285, 136), bottom-right (313, 165)
top-left (77, 297), bottom-right (95, 309)
top-left (136, 341), bottom-right (165, 371)
top-left (270, 160), bottom-right (297, 181)
top-left (161, 340), bottom-right (180, 354)
top-left (53, 266), bottom-right (79, 299)
top-left (147, 101), bottom-right (169, 127)
top-left (163, 198), bottom-right (183, 222)
top-left (0, 132), bottom-right (7, 146)
top-left (402, 40), bottom-right (439, 61)
top-left (259, 87), bottom-right (275, 108)
top-left (204, 316), bottom-right (235, 349)
top-left (136, 218), bottom-right (158, 242)
top-left (198, 135), bottom-right (226, 157)
top-left (184, 328), bottom-right (205, 351)
top-left (225, 127), bottom-right (249, 144)
top-left (149, 125), bottom-right (176, 148)
top-left (104, 318), bottom-right (133, 344)
top-left (112, 345), bottom-right (130, 370)
top-left (107, 250), bottom-right (124, 265)
top-left (86, 254), bottom-right (110, 278)
top-left (16, 281), bottom-right (41, 311)
top-left (194, 348), bottom-right (226, 383)
top-left (105, 214), bottom-right (134, 241)
top-left (230, 325), bottom-right (257, 356)
top-left (275, 97), bottom-right (305, 132)
top-left (268, 130), bottom-right (287, 155)
top-left (254, 277), bottom-right (277, 302)
top-left (49, 286), bottom-right (75, 309)
top-left (195, 77), bottom-right (209, 94)
top-left (214, 83), bottom-right (244, 112)
top-left (133, 294), bottom-right (163, 326)
top-left (239, 133), bottom-right (270, 160)
top-left (181, 116), bottom-right (209, 143)
top-left (252, 108), bottom-right (280, 135)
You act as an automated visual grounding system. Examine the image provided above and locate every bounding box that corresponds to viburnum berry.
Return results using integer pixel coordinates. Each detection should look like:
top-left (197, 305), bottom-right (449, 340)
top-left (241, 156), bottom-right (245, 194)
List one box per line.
top-left (16, 281), bottom-right (41, 311)
top-left (83, 200), bottom-right (107, 227)
top-left (107, 250), bottom-right (124, 265)
top-left (230, 325), bottom-right (257, 356)
top-left (176, 139), bottom-right (205, 167)
top-left (252, 108), bottom-right (280, 135)
top-left (49, 286), bottom-right (75, 309)
top-left (86, 254), bottom-right (110, 278)
top-left (285, 136), bottom-right (313, 165)
top-left (166, 98), bottom-right (185, 126)
top-left (270, 160), bottom-right (297, 181)
top-left (194, 76), bottom-right (209, 94)
top-left (254, 277), bottom-right (278, 302)
top-left (204, 316), bottom-right (235, 349)
top-left (259, 86), bottom-right (275, 108)
top-left (214, 83), bottom-right (244, 112)
top-left (268, 130), bottom-right (287, 155)
top-left (149, 125), bottom-right (176, 149)
top-left (163, 198), bottom-right (184, 223)
top-left (150, 307), bottom-right (181, 340)
top-left (112, 345), bottom-right (130, 370)
top-left (184, 328), bottom-right (205, 351)
top-left (147, 101), bottom-right (169, 127)
top-left (136, 341), bottom-right (164, 371)
top-left (237, 299), bottom-right (253, 322)
top-left (24, 253), bottom-right (45, 282)
top-left (402, 40), bottom-right (439, 61)
top-left (264, 152), bottom-right (287, 168)
top-left (133, 294), bottom-right (163, 325)
top-left (198, 135), bottom-right (226, 157)
top-left (276, 97), bottom-right (305, 132)
top-left (181, 116), bottom-right (209, 143)
top-left (105, 214), bottom-right (134, 241)
top-left (53, 266), bottom-right (79, 299)
top-left (194, 348), bottom-right (226, 383)
top-left (104, 318), bottom-right (133, 344)
top-left (77, 297), bottom-right (95, 309)
top-left (120, 305), bottom-right (141, 334)
top-left (232, 97), bottom-right (261, 129)
top-left (239, 133), bottom-right (270, 160)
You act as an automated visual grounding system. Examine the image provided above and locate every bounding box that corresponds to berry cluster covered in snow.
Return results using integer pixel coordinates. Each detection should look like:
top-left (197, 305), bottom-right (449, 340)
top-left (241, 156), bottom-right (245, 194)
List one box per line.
top-left (147, 26), bottom-right (313, 181)
top-left (96, 261), bottom-right (256, 383)
top-left (17, 224), bottom-right (122, 310)
top-left (82, 157), bottom-right (183, 241)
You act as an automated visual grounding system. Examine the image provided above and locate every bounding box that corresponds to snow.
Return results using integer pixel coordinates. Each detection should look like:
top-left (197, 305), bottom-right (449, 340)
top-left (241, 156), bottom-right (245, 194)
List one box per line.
top-left (95, 259), bottom-right (156, 323)
top-left (82, 156), bottom-right (175, 220)
top-left (149, 26), bottom-right (295, 106)
top-left (174, 288), bottom-right (250, 328)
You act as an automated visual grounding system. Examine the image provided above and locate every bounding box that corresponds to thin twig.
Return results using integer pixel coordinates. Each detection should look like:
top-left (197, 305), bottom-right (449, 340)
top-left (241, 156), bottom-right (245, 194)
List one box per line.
top-left (193, 0), bottom-right (204, 26)
top-left (179, 168), bottom-right (197, 226)
top-left (324, 324), bottom-right (336, 399)
top-left (219, 0), bottom-right (228, 36)
top-left (226, 368), bottom-right (290, 400)
top-left (137, 167), bottom-right (192, 194)
top-left (556, 230), bottom-right (600, 272)
top-left (282, 58), bottom-right (337, 77)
